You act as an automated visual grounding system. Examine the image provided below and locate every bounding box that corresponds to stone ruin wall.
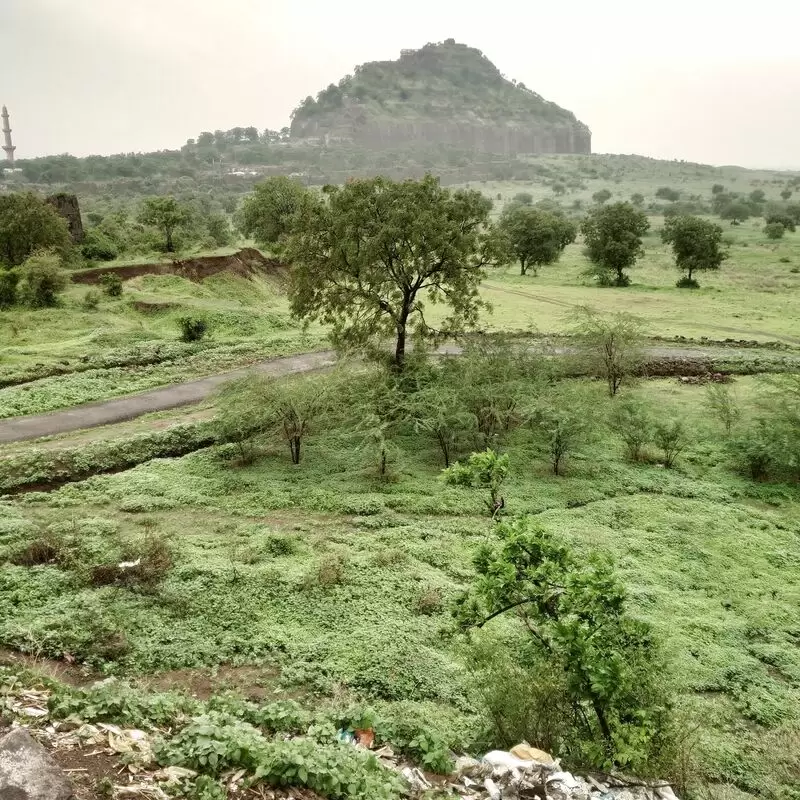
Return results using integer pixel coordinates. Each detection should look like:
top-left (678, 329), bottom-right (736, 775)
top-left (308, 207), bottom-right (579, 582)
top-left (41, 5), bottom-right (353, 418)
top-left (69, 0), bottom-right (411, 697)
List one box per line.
top-left (46, 193), bottom-right (85, 243)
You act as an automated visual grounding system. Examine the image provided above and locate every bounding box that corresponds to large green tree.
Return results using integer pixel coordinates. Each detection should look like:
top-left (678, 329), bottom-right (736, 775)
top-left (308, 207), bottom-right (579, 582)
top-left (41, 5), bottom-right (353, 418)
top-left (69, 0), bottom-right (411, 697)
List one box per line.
top-left (137, 196), bottom-right (191, 252)
top-left (0, 192), bottom-right (72, 267)
top-left (286, 175), bottom-right (502, 369)
top-left (237, 176), bottom-right (309, 251)
top-left (661, 214), bottom-right (727, 286)
top-left (581, 202), bottom-right (650, 286)
top-left (499, 205), bottom-right (577, 276)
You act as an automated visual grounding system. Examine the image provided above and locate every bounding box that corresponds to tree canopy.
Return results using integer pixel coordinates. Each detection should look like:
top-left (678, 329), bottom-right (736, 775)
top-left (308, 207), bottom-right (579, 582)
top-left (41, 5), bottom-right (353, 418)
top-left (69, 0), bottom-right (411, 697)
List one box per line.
top-left (499, 205), bottom-right (577, 276)
top-left (581, 202), bottom-right (650, 286)
top-left (661, 214), bottom-right (727, 286)
top-left (0, 192), bottom-right (72, 267)
top-left (286, 175), bottom-right (502, 369)
top-left (237, 176), bottom-right (310, 251)
top-left (137, 197), bottom-right (192, 253)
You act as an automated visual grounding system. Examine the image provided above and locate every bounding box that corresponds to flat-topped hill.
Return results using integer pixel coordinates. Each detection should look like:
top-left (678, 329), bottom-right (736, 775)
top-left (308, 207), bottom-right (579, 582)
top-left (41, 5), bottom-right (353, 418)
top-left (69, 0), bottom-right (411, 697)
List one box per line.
top-left (289, 40), bottom-right (591, 155)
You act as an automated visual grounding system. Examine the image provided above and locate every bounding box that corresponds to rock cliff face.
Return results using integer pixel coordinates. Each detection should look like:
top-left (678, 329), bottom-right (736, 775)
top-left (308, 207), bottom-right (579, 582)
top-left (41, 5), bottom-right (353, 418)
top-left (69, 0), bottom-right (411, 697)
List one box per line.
top-left (290, 41), bottom-right (590, 156)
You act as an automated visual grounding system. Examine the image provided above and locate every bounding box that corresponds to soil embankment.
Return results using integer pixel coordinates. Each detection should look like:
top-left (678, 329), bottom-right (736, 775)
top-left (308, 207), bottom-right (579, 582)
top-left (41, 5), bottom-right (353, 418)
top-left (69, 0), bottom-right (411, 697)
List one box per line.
top-left (71, 248), bottom-right (287, 285)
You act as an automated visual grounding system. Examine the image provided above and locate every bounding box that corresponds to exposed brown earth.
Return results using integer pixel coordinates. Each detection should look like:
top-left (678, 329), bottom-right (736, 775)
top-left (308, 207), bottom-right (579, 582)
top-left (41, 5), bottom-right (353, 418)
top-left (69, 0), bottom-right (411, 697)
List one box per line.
top-left (71, 248), bottom-right (287, 285)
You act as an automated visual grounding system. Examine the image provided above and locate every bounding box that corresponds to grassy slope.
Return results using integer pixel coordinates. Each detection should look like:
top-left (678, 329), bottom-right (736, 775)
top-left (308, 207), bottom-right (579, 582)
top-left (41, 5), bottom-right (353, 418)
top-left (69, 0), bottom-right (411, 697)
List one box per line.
top-left (1, 377), bottom-right (799, 798)
top-left (0, 270), bottom-right (324, 417)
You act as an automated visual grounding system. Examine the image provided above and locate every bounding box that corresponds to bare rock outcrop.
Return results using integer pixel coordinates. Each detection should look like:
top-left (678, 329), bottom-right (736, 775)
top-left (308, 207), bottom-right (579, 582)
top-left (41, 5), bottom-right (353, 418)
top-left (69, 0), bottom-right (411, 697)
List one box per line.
top-left (0, 728), bottom-right (75, 800)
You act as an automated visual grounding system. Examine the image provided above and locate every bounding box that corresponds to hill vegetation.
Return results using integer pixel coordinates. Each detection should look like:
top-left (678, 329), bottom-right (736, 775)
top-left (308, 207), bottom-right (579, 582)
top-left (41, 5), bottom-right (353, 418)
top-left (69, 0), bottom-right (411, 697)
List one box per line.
top-left (290, 41), bottom-right (590, 154)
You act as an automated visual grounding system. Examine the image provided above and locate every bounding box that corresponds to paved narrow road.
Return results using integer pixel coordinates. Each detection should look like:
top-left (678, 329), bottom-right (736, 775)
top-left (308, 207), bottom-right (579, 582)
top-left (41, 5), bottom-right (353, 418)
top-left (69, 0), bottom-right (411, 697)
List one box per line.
top-left (0, 350), bottom-right (337, 444)
top-left (0, 343), bottom-right (796, 444)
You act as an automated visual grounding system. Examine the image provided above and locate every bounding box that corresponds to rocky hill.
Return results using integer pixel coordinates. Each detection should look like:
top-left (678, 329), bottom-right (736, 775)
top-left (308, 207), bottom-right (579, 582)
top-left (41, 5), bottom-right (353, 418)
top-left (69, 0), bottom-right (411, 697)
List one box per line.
top-left (290, 40), bottom-right (591, 155)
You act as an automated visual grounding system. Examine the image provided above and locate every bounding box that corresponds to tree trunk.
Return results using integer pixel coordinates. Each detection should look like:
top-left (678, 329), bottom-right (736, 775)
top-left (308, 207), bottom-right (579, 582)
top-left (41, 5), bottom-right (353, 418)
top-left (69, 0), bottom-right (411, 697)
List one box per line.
top-left (436, 431), bottom-right (450, 467)
top-left (589, 693), bottom-right (614, 748)
top-left (520, 259), bottom-right (527, 276)
top-left (394, 295), bottom-right (412, 371)
top-left (165, 227), bottom-right (175, 253)
top-left (289, 436), bottom-right (301, 464)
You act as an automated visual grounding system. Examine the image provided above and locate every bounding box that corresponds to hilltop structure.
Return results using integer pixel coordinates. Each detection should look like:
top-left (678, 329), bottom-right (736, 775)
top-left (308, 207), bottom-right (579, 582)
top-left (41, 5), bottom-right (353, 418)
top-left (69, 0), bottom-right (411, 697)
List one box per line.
top-left (290, 41), bottom-right (591, 156)
top-left (2, 105), bottom-right (15, 164)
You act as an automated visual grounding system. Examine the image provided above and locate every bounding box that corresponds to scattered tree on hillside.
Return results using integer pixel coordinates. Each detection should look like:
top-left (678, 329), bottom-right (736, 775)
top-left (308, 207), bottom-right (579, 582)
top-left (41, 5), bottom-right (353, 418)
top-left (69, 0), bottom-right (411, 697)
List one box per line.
top-left (286, 175), bottom-right (503, 370)
top-left (749, 189), bottom-right (766, 204)
top-left (765, 213), bottom-right (796, 233)
top-left (704, 383), bottom-right (741, 435)
top-left (655, 187), bottom-right (680, 202)
top-left (531, 389), bottom-right (596, 475)
top-left (454, 516), bottom-right (671, 769)
top-left (499, 205), bottom-right (577, 276)
top-left (630, 192), bottom-right (645, 207)
top-left (661, 214), bottom-right (727, 287)
top-left (237, 176), bottom-right (310, 251)
top-left (581, 202), bottom-right (650, 286)
top-left (764, 222), bottom-right (785, 240)
top-left (592, 188), bottom-right (612, 205)
top-left (572, 307), bottom-right (646, 396)
top-left (215, 373), bottom-right (327, 465)
top-left (510, 192), bottom-right (533, 207)
top-left (711, 184), bottom-right (725, 195)
top-left (780, 189), bottom-right (793, 201)
top-left (0, 192), bottom-right (72, 267)
top-left (718, 201), bottom-right (752, 225)
top-left (137, 197), bottom-right (192, 252)
top-left (17, 252), bottom-right (68, 308)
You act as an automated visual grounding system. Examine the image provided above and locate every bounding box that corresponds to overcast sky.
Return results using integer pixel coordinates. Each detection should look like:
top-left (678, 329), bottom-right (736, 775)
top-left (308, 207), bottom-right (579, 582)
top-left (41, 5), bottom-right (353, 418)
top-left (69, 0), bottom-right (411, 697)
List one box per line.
top-left (3, 0), bottom-right (799, 168)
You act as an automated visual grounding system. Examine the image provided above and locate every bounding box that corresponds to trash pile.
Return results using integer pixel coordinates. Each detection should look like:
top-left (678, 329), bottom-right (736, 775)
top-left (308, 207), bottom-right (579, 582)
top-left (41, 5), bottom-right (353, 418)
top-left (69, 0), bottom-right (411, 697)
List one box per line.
top-left (397, 743), bottom-right (679, 800)
top-left (1, 684), bottom-right (680, 800)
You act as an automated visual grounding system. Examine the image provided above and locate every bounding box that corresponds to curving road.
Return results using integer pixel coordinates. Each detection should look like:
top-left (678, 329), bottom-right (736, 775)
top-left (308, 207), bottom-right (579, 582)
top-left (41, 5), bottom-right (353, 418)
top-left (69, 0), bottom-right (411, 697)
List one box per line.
top-left (0, 351), bottom-right (337, 444)
top-left (0, 343), bottom-right (796, 444)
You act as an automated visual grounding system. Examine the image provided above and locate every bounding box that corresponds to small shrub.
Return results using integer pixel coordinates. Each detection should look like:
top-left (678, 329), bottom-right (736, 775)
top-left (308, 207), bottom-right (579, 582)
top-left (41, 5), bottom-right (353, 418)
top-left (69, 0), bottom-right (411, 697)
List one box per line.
top-left (10, 536), bottom-right (62, 566)
top-left (304, 553), bottom-right (347, 589)
top-left (764, 222), bottom-right (785, 240)
top-left (90, 533), bottom-right (173, 591)
top-left (0, 268), bottom-right (19, 308)
top-left (414, 585), bottom-right (443, 615)
top-left (779, 256), bottom-right (791, 263)
top-left (81, 230), bottom-right (118, 261)
top-left (99, 272), bottom-right (123, 297)
top-left (18, 252), bottom-right (68, 308)
top-left (263, 534), bottom-right (298, 557)
top-left (178, 316), bottom-right (209, 342)
top-left (675, 276), bottom-right (699, 289)
top-left (609, 396), bottom-right (653, 461)
top-left (654, 419), bottom-right (685, 468)
top-left (81, 289), bottom-right (101, 310)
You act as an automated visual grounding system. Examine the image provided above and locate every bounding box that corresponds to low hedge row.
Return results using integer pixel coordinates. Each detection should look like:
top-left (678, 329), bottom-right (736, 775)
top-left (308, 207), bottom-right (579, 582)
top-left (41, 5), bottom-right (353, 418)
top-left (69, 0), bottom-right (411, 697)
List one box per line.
top-left (0, 422), bottom-right (216, 493)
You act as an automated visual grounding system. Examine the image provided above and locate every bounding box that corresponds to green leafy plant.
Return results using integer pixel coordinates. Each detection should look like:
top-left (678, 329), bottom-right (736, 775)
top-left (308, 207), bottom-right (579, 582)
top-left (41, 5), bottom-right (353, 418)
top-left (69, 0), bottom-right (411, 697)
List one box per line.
top-left (99, 272), bottom-right (123, 297)
top-left (442, 449), bottom-right (509, 517)
top-left (454, 516), bottom-right (672, 771)
top-left (178, 316), bottom-right (209, 343)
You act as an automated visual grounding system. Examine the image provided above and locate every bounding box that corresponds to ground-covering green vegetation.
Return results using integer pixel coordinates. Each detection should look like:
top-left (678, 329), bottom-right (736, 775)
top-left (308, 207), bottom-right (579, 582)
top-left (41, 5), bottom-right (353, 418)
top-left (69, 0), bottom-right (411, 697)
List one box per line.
top-left (1, 162), bottom-right (799, 800)
top-left (1, 347), bottom-right (799, 798)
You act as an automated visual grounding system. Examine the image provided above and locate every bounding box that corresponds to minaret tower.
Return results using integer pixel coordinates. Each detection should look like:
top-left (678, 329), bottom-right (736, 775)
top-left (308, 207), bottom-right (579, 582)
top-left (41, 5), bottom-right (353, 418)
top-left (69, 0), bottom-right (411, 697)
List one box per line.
top-left (2, 106), bottom-right (16, 165)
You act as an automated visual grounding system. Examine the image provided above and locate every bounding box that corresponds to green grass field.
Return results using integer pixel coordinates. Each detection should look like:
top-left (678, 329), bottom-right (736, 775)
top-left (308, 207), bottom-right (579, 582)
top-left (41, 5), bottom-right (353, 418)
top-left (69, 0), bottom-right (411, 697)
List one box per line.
top-left (1, 376), bottom-right (799, 799)
top-left (1, 155), bottom-right (799, 800)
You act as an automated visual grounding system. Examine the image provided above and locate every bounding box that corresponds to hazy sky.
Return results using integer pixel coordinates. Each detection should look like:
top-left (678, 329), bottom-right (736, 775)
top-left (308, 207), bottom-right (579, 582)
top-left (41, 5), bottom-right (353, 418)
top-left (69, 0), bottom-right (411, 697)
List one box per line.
top-left (3, 0), bottom-right (799, 167)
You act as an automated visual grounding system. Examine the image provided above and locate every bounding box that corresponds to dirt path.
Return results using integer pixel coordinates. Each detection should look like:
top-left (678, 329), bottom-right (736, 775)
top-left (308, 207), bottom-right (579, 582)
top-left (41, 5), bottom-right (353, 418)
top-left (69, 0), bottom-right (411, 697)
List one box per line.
top-left (0, 343), bottom-right (796, 445)
top-left (0, 350), bottom-right (336, 444)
